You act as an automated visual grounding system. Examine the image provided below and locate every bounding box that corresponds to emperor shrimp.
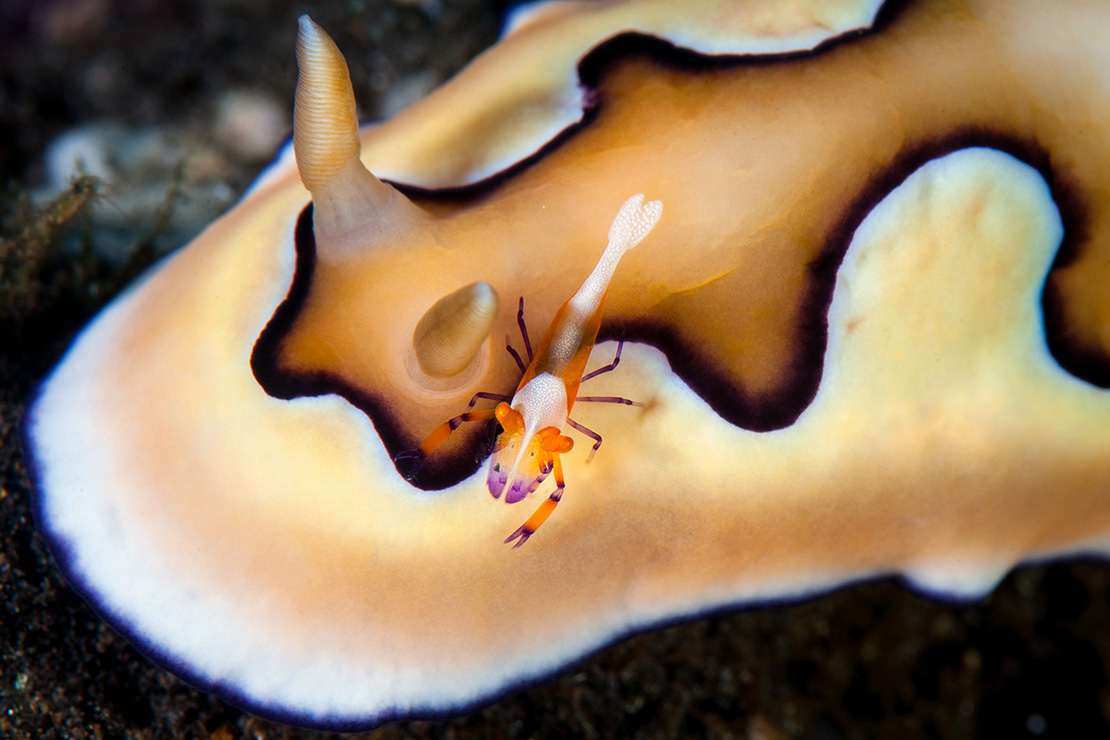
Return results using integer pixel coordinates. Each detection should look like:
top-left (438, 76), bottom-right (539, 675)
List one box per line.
top-left (403, 193), bottom-right (663, 546)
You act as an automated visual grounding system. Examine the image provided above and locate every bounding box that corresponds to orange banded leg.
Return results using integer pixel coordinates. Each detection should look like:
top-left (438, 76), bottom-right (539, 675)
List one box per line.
top-left (395, 407), bottom-right (497, 479)
top-left (505, 454), bottom-right (565, 548)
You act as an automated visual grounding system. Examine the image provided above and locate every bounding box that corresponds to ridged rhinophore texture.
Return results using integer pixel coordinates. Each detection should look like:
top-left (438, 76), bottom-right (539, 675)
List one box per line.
top-left (292, 15), bottom-right (360, 193)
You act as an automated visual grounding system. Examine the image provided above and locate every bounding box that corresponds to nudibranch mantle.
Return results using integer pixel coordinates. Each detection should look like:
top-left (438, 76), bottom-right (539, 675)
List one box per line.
top-left (374, 0), bottom-right (886, 186)
top-left (21, 0), bottom-right (1110, 730)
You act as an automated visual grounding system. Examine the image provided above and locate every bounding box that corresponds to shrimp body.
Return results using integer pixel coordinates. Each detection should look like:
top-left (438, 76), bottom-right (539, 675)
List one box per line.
top-left (486, 281), bottom-right (609, 503)
top-left (490, 194), bottom-right (662, 544)
top-left (405, 194), bottom-right (662, 546)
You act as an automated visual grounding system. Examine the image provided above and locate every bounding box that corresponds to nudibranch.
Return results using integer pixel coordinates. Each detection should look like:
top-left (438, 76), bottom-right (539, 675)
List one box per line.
top-left (21, 0), bottom-right (1110, 730)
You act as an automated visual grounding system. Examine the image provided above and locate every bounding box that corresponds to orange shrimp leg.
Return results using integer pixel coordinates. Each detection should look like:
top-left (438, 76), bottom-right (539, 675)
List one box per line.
top-left (565, 417), bottom-right (604, 463)
top-left (504, 454), bottom-right (565, 548)
top-left (580, 339), bottom-right (626, 382)
top-left (395, 407), bottom-right (498, 479)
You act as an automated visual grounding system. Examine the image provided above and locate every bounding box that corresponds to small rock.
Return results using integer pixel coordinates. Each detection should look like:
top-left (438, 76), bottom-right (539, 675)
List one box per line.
top-left (42, 124), bottom-right (117, 189)
top-left (37, 122), bottom-right (241, 263)
top-left (213, 89), bottom-right (289, 161)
